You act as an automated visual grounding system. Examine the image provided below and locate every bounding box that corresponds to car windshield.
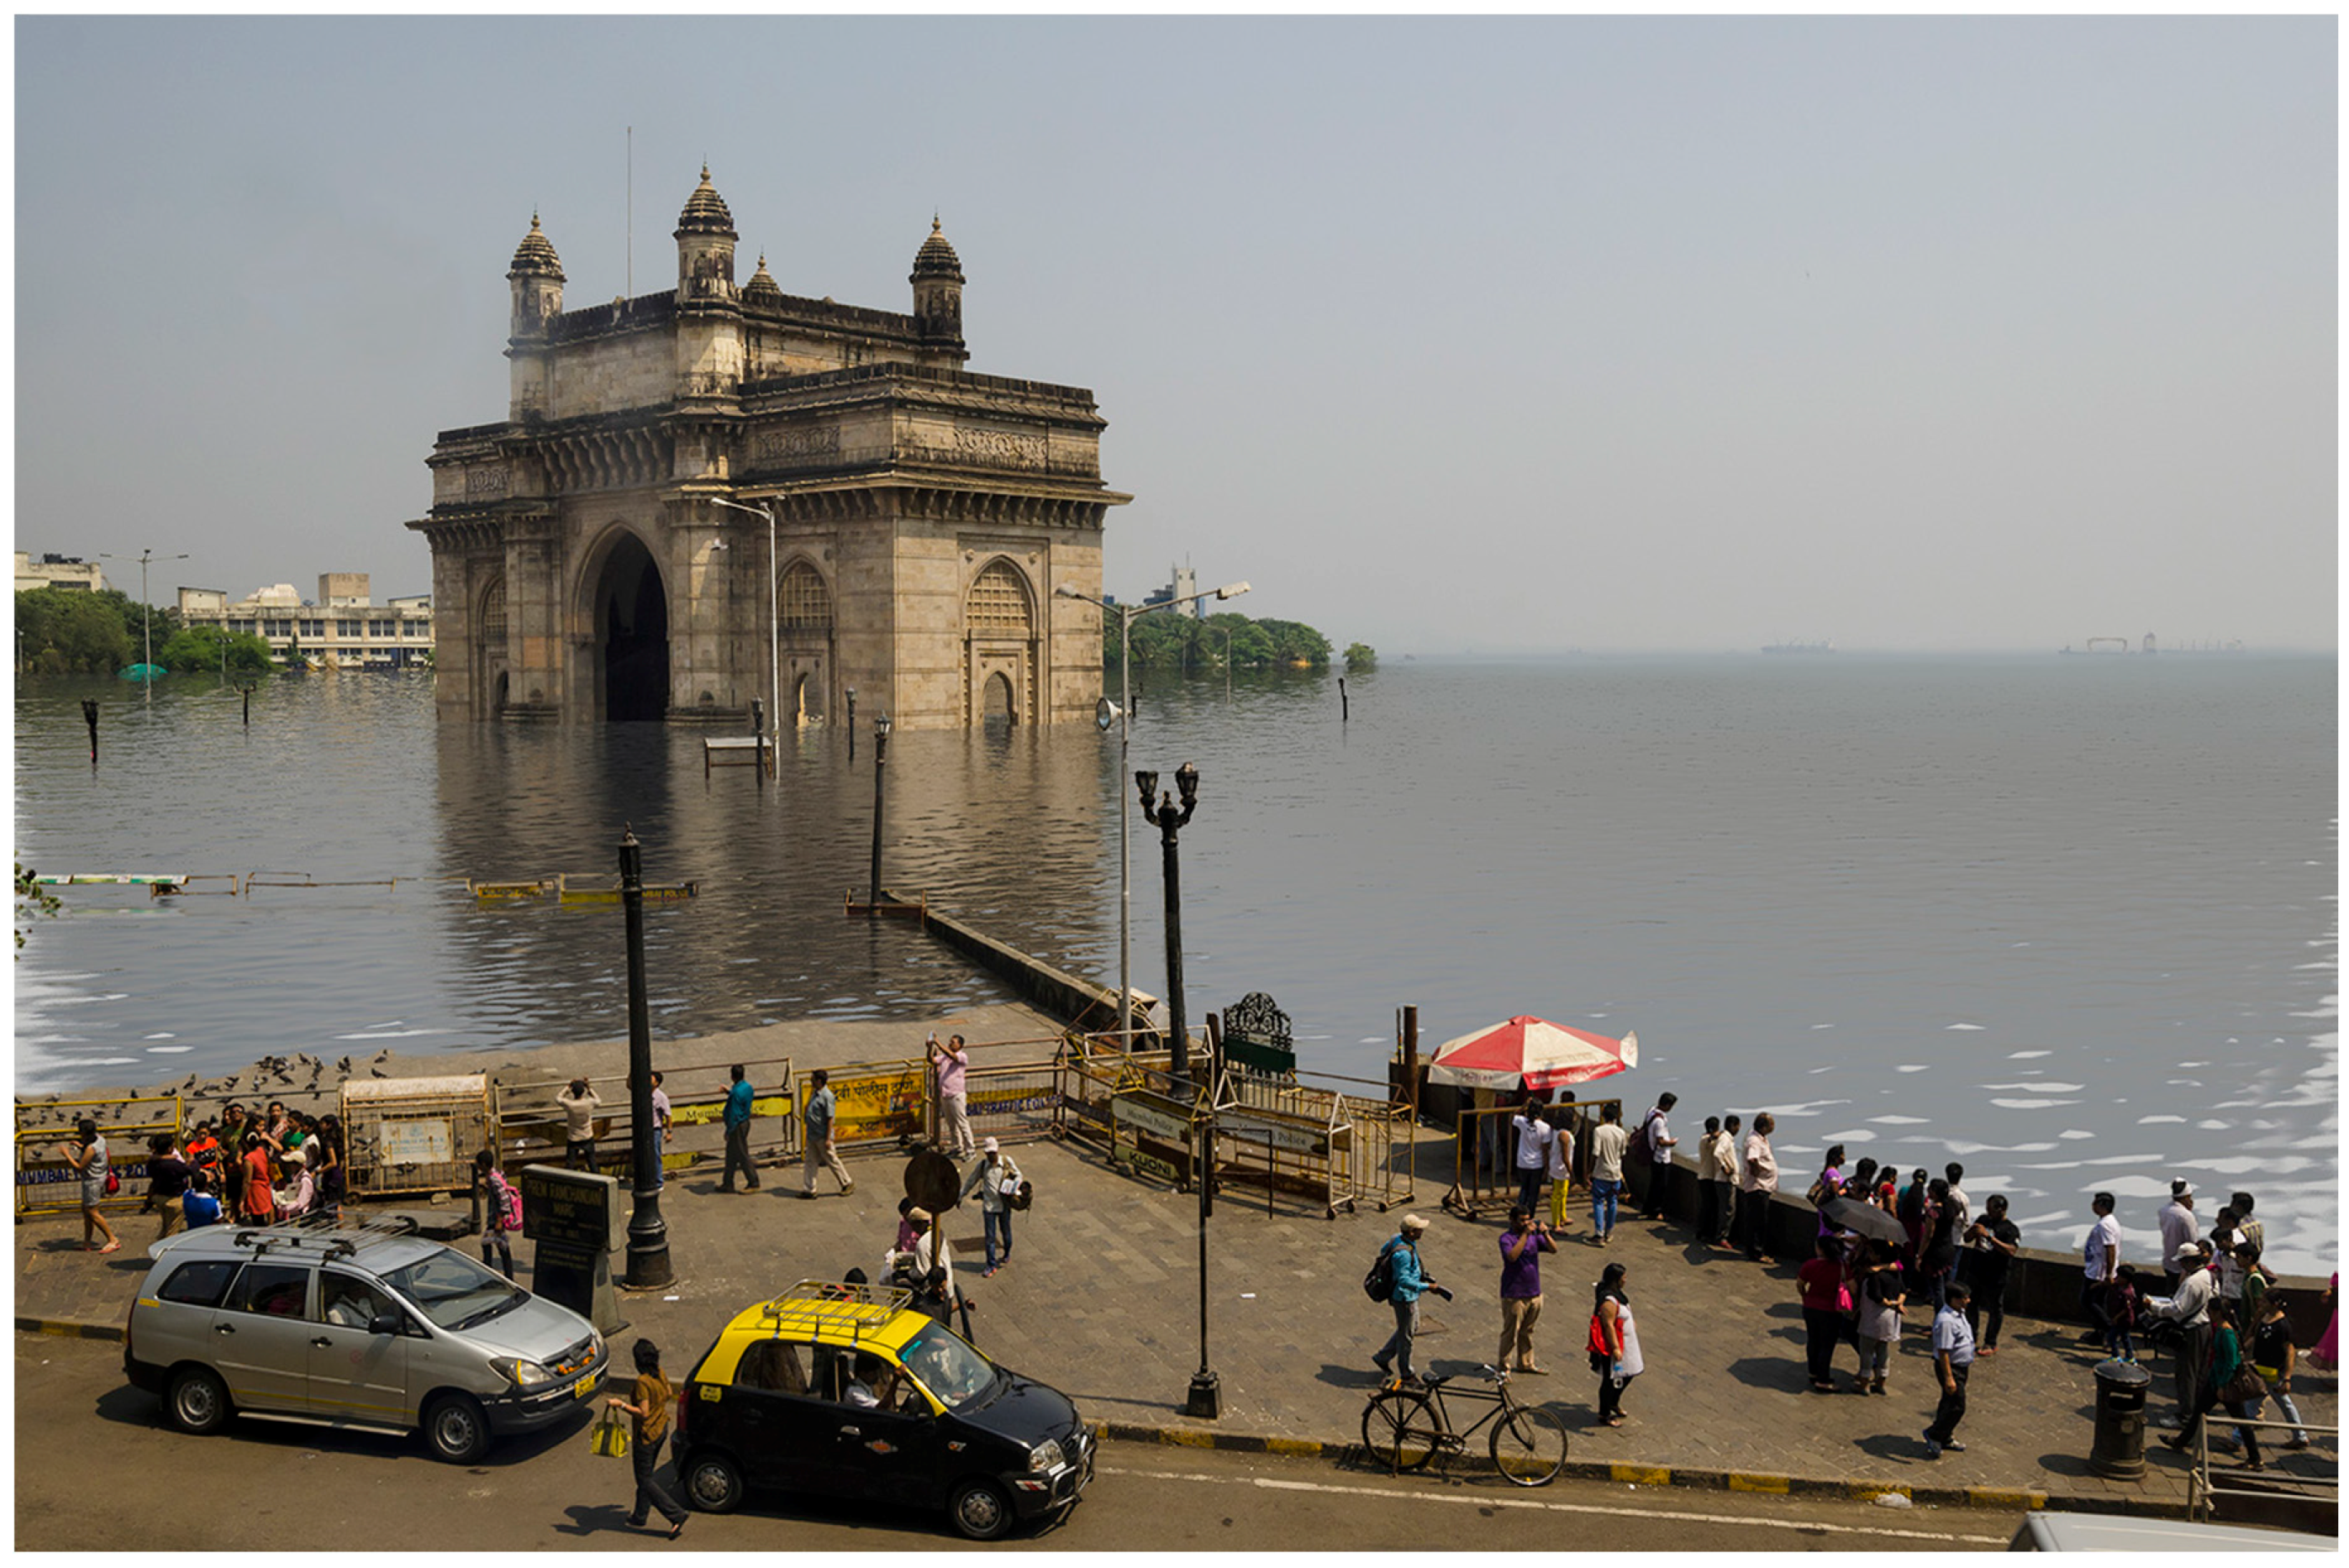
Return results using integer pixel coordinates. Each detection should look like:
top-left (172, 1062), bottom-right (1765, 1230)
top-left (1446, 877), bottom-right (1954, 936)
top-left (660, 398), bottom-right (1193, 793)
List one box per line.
top-left (382, 1249), bottom-right (526, 1330)
top-left (898, 1321), bottom-right (1002, 1411)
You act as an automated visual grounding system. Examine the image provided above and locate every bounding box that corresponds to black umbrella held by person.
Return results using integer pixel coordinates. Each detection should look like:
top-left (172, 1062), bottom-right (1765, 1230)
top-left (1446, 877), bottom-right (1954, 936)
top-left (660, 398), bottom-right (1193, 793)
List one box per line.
top-left (1824, 1196), bottom-right (1908, 1246)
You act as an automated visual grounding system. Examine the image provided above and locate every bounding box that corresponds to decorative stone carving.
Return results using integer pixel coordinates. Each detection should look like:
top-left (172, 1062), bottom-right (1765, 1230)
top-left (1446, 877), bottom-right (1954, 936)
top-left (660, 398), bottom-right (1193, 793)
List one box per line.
top-left (466, 466), bottom-right (509, 499)
top-left (953, 428), bottom-right (1045, 471)
top-left (753, 427), bottom-right (841, 464)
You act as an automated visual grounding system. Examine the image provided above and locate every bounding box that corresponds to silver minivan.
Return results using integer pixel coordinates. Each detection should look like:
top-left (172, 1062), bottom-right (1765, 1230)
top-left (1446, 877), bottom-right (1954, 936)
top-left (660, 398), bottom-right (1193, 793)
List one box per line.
top-left (124, 1219), bottom-right (606, 1463)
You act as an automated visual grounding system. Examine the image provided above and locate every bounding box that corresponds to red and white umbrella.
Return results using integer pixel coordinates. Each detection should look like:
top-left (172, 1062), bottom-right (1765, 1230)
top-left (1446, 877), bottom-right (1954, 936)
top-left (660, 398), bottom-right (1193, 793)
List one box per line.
top-left (1425, 1016), bottom-right (1638, 1092)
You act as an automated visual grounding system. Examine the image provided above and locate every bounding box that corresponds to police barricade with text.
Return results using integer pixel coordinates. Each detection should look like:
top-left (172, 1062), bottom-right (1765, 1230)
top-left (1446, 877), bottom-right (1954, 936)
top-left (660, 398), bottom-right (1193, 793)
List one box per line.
top-left (1443, 1097), bottom-right (1619, 1222)
top-left (822, 1060), bottom-right (928, 1152)
top-left (342, 1075), bottom-right (499, 1199)
top-left (1210, 1062), bottom-right (1416, 1219)
top-left (13, 1094), bottom-right (185, 1217)
top-left (498, 1058), bottom-right (798, 1187)
top-left (1052, 1034), bottom-right (1203, 1189)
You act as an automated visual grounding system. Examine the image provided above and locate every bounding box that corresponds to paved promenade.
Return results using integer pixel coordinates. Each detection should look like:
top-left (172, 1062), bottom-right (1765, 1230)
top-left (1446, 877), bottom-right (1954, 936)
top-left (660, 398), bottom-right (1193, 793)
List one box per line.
top-left (18, 1105), bottom-right (2336, 1518)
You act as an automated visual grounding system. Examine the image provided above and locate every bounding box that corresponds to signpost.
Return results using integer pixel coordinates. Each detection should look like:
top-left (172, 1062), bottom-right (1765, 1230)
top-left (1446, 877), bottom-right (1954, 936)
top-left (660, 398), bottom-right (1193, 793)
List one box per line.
top-left (521, 1164), bottom-right (626, 1334)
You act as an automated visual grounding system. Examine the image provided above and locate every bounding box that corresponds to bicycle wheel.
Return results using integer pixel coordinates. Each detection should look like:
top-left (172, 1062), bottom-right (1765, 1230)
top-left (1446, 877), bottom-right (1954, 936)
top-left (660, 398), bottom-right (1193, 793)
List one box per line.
top-left (1490, 1405), bottom-right (1567, 1486)
top-left (1362, 1390), bottom-right (1442, 1472)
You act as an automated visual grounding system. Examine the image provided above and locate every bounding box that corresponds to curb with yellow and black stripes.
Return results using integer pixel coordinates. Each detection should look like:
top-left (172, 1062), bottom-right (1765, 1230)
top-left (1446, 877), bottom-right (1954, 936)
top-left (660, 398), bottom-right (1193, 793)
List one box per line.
top-left (1094, 1418), bottom-right (2194, 1522)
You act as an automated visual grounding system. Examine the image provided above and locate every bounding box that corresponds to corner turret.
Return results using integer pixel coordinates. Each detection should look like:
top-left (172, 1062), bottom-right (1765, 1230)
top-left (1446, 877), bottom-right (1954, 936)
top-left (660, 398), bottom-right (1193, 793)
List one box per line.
top-left (675, 165), bottom-right (739, 308)
top-left (506, 213), bottom-right (565, 418)
top-left (910, 216), bottom-right (967, 370)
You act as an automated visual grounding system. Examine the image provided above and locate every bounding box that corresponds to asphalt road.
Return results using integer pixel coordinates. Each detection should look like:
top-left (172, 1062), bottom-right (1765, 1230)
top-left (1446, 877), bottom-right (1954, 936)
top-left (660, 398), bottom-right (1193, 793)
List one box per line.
top-left (17, 1334), bottom-right (2017, 1550)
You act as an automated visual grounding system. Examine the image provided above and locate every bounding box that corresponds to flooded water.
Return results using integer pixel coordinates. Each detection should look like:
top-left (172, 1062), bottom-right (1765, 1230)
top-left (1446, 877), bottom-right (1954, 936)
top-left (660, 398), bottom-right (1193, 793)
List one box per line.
top-left (13, 653), bottom-right (2336, 1271)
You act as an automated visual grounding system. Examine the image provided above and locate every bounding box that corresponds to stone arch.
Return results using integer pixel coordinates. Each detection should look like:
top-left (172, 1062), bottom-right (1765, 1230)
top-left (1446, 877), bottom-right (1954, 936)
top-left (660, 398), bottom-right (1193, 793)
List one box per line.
top-left (776, 555), bottom-right (834, 724)
top-left (579, 525), bottom-right (669, 721)
top-left (962, 556), bottom-right (1036, 726)
top-left (477, 574), bottom-right (508, 714)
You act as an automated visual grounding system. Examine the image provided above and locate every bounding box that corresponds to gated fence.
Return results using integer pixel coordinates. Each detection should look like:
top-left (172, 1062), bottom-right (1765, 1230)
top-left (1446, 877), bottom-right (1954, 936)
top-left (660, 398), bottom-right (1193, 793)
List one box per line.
top-left (13, 1095), bottom-right (184, 1217)
top-left (1442, 1097), bottom-right (1622, 1221)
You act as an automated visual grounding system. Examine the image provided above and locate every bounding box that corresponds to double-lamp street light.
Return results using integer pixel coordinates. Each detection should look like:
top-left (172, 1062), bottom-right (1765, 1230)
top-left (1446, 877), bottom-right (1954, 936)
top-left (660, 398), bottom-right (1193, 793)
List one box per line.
top-left (1053, 577), bottom-right (1249, 1078)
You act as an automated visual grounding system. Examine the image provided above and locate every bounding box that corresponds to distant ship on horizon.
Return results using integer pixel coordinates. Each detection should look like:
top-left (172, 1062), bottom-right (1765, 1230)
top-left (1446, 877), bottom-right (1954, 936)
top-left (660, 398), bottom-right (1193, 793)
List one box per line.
top-left (1761, 639), bottom-right (1835, 655)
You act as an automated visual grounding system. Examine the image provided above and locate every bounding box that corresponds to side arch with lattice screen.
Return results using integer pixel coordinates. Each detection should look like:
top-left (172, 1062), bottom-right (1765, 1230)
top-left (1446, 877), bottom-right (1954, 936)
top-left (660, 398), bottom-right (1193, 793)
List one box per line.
top-left (964, 560), bottom-right (1035, 637)
top-left (962, 558), bottom-right (1036, 724)
top-left (777, 559), bottom-right (833, 634)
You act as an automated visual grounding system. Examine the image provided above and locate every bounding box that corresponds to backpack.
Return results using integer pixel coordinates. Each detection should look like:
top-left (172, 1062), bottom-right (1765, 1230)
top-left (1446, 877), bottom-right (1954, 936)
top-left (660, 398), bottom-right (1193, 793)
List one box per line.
top-left (1363, 1239), bottom-right (1401, 1302)
top-left (1627, 1109), bottom-right (1660, 1165)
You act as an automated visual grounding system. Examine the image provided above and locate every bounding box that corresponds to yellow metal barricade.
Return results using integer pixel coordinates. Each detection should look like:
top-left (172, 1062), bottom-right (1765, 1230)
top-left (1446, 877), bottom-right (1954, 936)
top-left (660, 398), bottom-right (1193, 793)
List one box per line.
top-left (13, 1095), bottom-right (184, 1217)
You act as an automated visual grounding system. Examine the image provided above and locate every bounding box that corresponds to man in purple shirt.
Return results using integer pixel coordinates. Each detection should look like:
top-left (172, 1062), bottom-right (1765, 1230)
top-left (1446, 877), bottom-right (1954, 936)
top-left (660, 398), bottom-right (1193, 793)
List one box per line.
top-left (929, 1032), bottom-right (976, 1158)
top-left (1498, 1204), bottom-right (1557, 1376)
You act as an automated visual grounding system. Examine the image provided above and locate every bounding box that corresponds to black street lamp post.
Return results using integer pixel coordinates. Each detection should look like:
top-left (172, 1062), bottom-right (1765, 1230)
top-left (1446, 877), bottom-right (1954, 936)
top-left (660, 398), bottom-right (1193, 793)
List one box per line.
top-left (1140, 761), bottom-right (1219, 1418)
top-left (1137, 763), bottom-right (1199, 1082)
top-left (866, 713), bottom-right (893, 908)
top-left (619, 824), bottom-right (672, 1288)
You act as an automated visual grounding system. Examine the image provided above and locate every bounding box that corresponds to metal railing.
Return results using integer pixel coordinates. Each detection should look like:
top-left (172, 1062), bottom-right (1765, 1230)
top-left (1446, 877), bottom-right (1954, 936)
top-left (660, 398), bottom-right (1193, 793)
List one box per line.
top-left (2184, 1410), bottom-right (2337, 1525)
top-left (1442, 1100), bottom-right (1620, 1222)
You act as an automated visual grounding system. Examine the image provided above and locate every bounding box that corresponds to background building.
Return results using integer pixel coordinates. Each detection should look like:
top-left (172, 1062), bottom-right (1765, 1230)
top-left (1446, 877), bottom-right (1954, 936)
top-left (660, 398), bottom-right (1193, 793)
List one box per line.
top-left (1142, 564), bottom-right (1202, 619)
top-left (410, 170), bottom-right (1131, 726)
top-left (15, 553), bottom-right (107, 593)
top-left (177, 575), bottom-right (432, 668)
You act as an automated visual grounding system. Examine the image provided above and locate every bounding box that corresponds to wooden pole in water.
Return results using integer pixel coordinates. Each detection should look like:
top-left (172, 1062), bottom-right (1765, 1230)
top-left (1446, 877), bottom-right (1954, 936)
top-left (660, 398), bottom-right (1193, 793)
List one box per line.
top-left (82, 699), bottom-right (98, 765)
top-left (242, 686), bottom-right (251, 726)
top-left (1339, 676), bottom-right (1348, 723)
top-left (1401, 1003), bottom-right (1419, 1111)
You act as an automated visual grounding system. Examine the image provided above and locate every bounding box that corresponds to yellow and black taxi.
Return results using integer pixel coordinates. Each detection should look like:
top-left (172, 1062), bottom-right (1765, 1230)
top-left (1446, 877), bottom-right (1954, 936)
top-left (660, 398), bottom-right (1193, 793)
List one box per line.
top-left (674, 1281), bottom-right (1093, 1539)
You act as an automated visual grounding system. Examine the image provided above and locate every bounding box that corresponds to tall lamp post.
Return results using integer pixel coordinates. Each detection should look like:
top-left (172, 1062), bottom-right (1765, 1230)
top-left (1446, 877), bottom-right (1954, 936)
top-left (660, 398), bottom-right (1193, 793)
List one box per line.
top-left (1055, 579), bottom-right (1248, 1050)
top-left (1140, 761), bottom-right (1219, 1418)
top-left (866, 713), bottom-right (893, 908)
top-left (99, 549), bottom-right (187, 697)
top-left (707, 496), bottom-right (780, 769)
top-left (619, 824), bottom-right (672, 1288)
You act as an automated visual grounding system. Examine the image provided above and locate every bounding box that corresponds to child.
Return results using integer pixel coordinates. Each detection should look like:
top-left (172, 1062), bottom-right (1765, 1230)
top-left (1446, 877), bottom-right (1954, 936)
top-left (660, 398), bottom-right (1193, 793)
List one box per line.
top-left (2251, 1293), bottom-right (2313, 1450)
top-left (182, 1170), bottom-right (223, 1229)
top-left (1855, 1246), bottom-right (1906, 1395)
top-left (2105, 1264), bottom-right (2141, 1363)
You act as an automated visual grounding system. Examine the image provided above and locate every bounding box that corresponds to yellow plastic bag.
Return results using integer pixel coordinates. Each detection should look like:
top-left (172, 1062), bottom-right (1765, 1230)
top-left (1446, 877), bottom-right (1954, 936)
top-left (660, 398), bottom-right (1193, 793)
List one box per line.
top-left (590, 1407), bottom-right (630, 1459)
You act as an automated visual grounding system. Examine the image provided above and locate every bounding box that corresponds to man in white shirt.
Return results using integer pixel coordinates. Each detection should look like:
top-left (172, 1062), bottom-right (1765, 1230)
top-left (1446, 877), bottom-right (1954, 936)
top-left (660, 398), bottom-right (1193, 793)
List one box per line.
top-left (2079, 1192), bottom-right (2122, 1346)
top-left (1942, 1162), bottom-right (1972, 1234)
top-left (1510, 1096), bottom-right (1556, 1216)
top-left (2156, 1180), bottom-right (2198, 1292)
top-left (1588, 1105), bottom-right (1629, 1244)
top-left (1740, 1113), bottom-right (1779, 1264)
top-left (2148, 1240), bottom-right (2215, 1427)
top-left (1921, 1282), bottom-right (1978, 1459)
top-left (1636, 1093), bottom-right (1678, 1220)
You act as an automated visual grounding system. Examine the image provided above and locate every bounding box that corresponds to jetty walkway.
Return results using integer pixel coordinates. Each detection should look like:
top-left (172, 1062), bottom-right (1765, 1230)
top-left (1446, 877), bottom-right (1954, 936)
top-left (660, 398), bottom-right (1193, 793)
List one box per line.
top-left (15, 1011), bottom-right (2336, 1522)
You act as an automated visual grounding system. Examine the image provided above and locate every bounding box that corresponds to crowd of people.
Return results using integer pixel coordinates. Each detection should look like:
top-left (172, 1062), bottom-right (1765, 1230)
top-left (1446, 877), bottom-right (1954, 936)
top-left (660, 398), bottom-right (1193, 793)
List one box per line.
top-left (56, 1100), bottom-right (348, 1250)
top-left (1415, 1084), bottom-right (2336, 1465)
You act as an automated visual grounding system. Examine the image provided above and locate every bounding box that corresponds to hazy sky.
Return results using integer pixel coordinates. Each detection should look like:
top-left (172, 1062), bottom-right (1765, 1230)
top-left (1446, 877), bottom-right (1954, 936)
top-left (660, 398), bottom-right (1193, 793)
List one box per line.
top-left (16, 17), bottom-right (2336, 652)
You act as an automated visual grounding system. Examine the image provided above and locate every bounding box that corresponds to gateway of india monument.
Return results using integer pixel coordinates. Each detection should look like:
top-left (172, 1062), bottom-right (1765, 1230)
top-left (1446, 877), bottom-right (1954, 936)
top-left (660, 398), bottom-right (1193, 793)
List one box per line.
top-left (410, 167), bottom-right (1129, 726)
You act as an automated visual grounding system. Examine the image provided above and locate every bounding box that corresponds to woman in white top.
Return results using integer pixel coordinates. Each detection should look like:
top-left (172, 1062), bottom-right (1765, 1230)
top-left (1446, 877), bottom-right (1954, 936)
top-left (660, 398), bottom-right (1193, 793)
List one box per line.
top-left (1591, 1261), bottom-right (1642, 1426)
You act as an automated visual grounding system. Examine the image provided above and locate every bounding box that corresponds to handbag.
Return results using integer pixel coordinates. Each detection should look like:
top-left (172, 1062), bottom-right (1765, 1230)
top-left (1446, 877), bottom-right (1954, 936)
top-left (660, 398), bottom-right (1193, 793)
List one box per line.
top-left (589, 1407), bottom-right (630, 1459)
top-left (103, 1165), bottom-right (120, 1197)
top-left (2217, 1364), bottom-right (2267, 1408)
top-left (1008, 1178), bottom-right (1033, 1213)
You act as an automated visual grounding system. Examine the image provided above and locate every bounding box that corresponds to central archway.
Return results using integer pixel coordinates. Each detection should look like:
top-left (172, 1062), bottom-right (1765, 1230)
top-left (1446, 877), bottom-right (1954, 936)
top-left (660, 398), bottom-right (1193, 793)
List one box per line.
top-left (597, 534), bottom-right (669, 721)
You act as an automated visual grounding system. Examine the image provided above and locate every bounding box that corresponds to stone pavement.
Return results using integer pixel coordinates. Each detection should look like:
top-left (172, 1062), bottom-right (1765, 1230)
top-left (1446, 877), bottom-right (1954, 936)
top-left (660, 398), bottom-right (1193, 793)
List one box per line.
top-left (18, 1118), bottom-right (2336, 1518)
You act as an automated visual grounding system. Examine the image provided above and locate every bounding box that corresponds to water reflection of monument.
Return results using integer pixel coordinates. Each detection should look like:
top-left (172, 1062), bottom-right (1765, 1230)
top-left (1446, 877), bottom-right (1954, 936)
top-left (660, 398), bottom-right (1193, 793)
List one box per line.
top-left (427, 719), bottom-right (1115, 1037)
top-left (410, 169), bottom-right (1131, 730)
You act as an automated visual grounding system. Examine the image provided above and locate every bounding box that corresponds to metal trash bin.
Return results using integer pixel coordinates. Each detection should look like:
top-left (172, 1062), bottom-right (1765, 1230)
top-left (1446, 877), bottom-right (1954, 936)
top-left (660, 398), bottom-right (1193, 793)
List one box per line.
top-left (2088, 1356), bottom-right (2152, 1478)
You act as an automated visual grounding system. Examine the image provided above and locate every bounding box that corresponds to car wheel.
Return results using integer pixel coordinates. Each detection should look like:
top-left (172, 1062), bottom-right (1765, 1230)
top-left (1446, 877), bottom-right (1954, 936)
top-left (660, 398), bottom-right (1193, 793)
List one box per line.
top-left (948, 1477), bottom-right (1015, 1541)
top-left (166, 1365), bottom-right (232, 1435)
top-left (682, 1450), bottom-right (745, 1513)
top-left (423, 1392), bottom-right (491, 1465)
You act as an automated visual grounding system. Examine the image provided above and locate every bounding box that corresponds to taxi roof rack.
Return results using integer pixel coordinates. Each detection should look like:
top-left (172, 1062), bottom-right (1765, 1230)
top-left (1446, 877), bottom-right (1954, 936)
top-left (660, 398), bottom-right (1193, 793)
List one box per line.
top-left (756, 1279), bottom-right (914, 1336)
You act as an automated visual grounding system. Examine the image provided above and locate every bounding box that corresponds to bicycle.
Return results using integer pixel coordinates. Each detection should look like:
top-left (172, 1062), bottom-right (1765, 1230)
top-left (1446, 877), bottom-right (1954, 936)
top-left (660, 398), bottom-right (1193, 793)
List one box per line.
top-left (1361, 1364), bottom-right (1567, 1486)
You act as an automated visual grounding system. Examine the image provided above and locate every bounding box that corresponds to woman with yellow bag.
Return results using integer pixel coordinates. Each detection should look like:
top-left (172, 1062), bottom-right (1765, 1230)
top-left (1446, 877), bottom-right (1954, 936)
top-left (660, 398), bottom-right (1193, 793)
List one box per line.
top-left (605, 1339), bottom-right (688, 1538)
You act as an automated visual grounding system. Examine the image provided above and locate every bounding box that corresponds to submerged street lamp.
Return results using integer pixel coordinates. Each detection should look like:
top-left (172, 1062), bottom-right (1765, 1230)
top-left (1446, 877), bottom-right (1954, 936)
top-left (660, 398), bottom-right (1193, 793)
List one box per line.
top-left (707, 496), bottom-right (780, 771)
top-left (99, 549), bottom-right (187, 699)
top-left (619, 824), bottom-right (672, 1289)
top-left (1056, 579), bottom-right (1249, 1048)
top-left (866, 713), bottom-right (893, 909)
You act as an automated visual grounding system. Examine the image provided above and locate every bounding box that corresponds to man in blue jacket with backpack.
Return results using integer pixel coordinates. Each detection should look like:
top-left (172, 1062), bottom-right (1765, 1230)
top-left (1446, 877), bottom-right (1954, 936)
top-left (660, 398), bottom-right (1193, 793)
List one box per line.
top-left (1371, 1213), bottom-right (1453, 1386)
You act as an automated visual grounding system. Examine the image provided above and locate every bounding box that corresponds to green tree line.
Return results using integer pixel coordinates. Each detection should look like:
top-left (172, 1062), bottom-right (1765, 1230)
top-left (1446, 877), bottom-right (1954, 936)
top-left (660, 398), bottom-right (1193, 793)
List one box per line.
top-left (16, 588), bottom-right (275, 676)
top-left (1107, 610), bottom-right (1335, 672)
